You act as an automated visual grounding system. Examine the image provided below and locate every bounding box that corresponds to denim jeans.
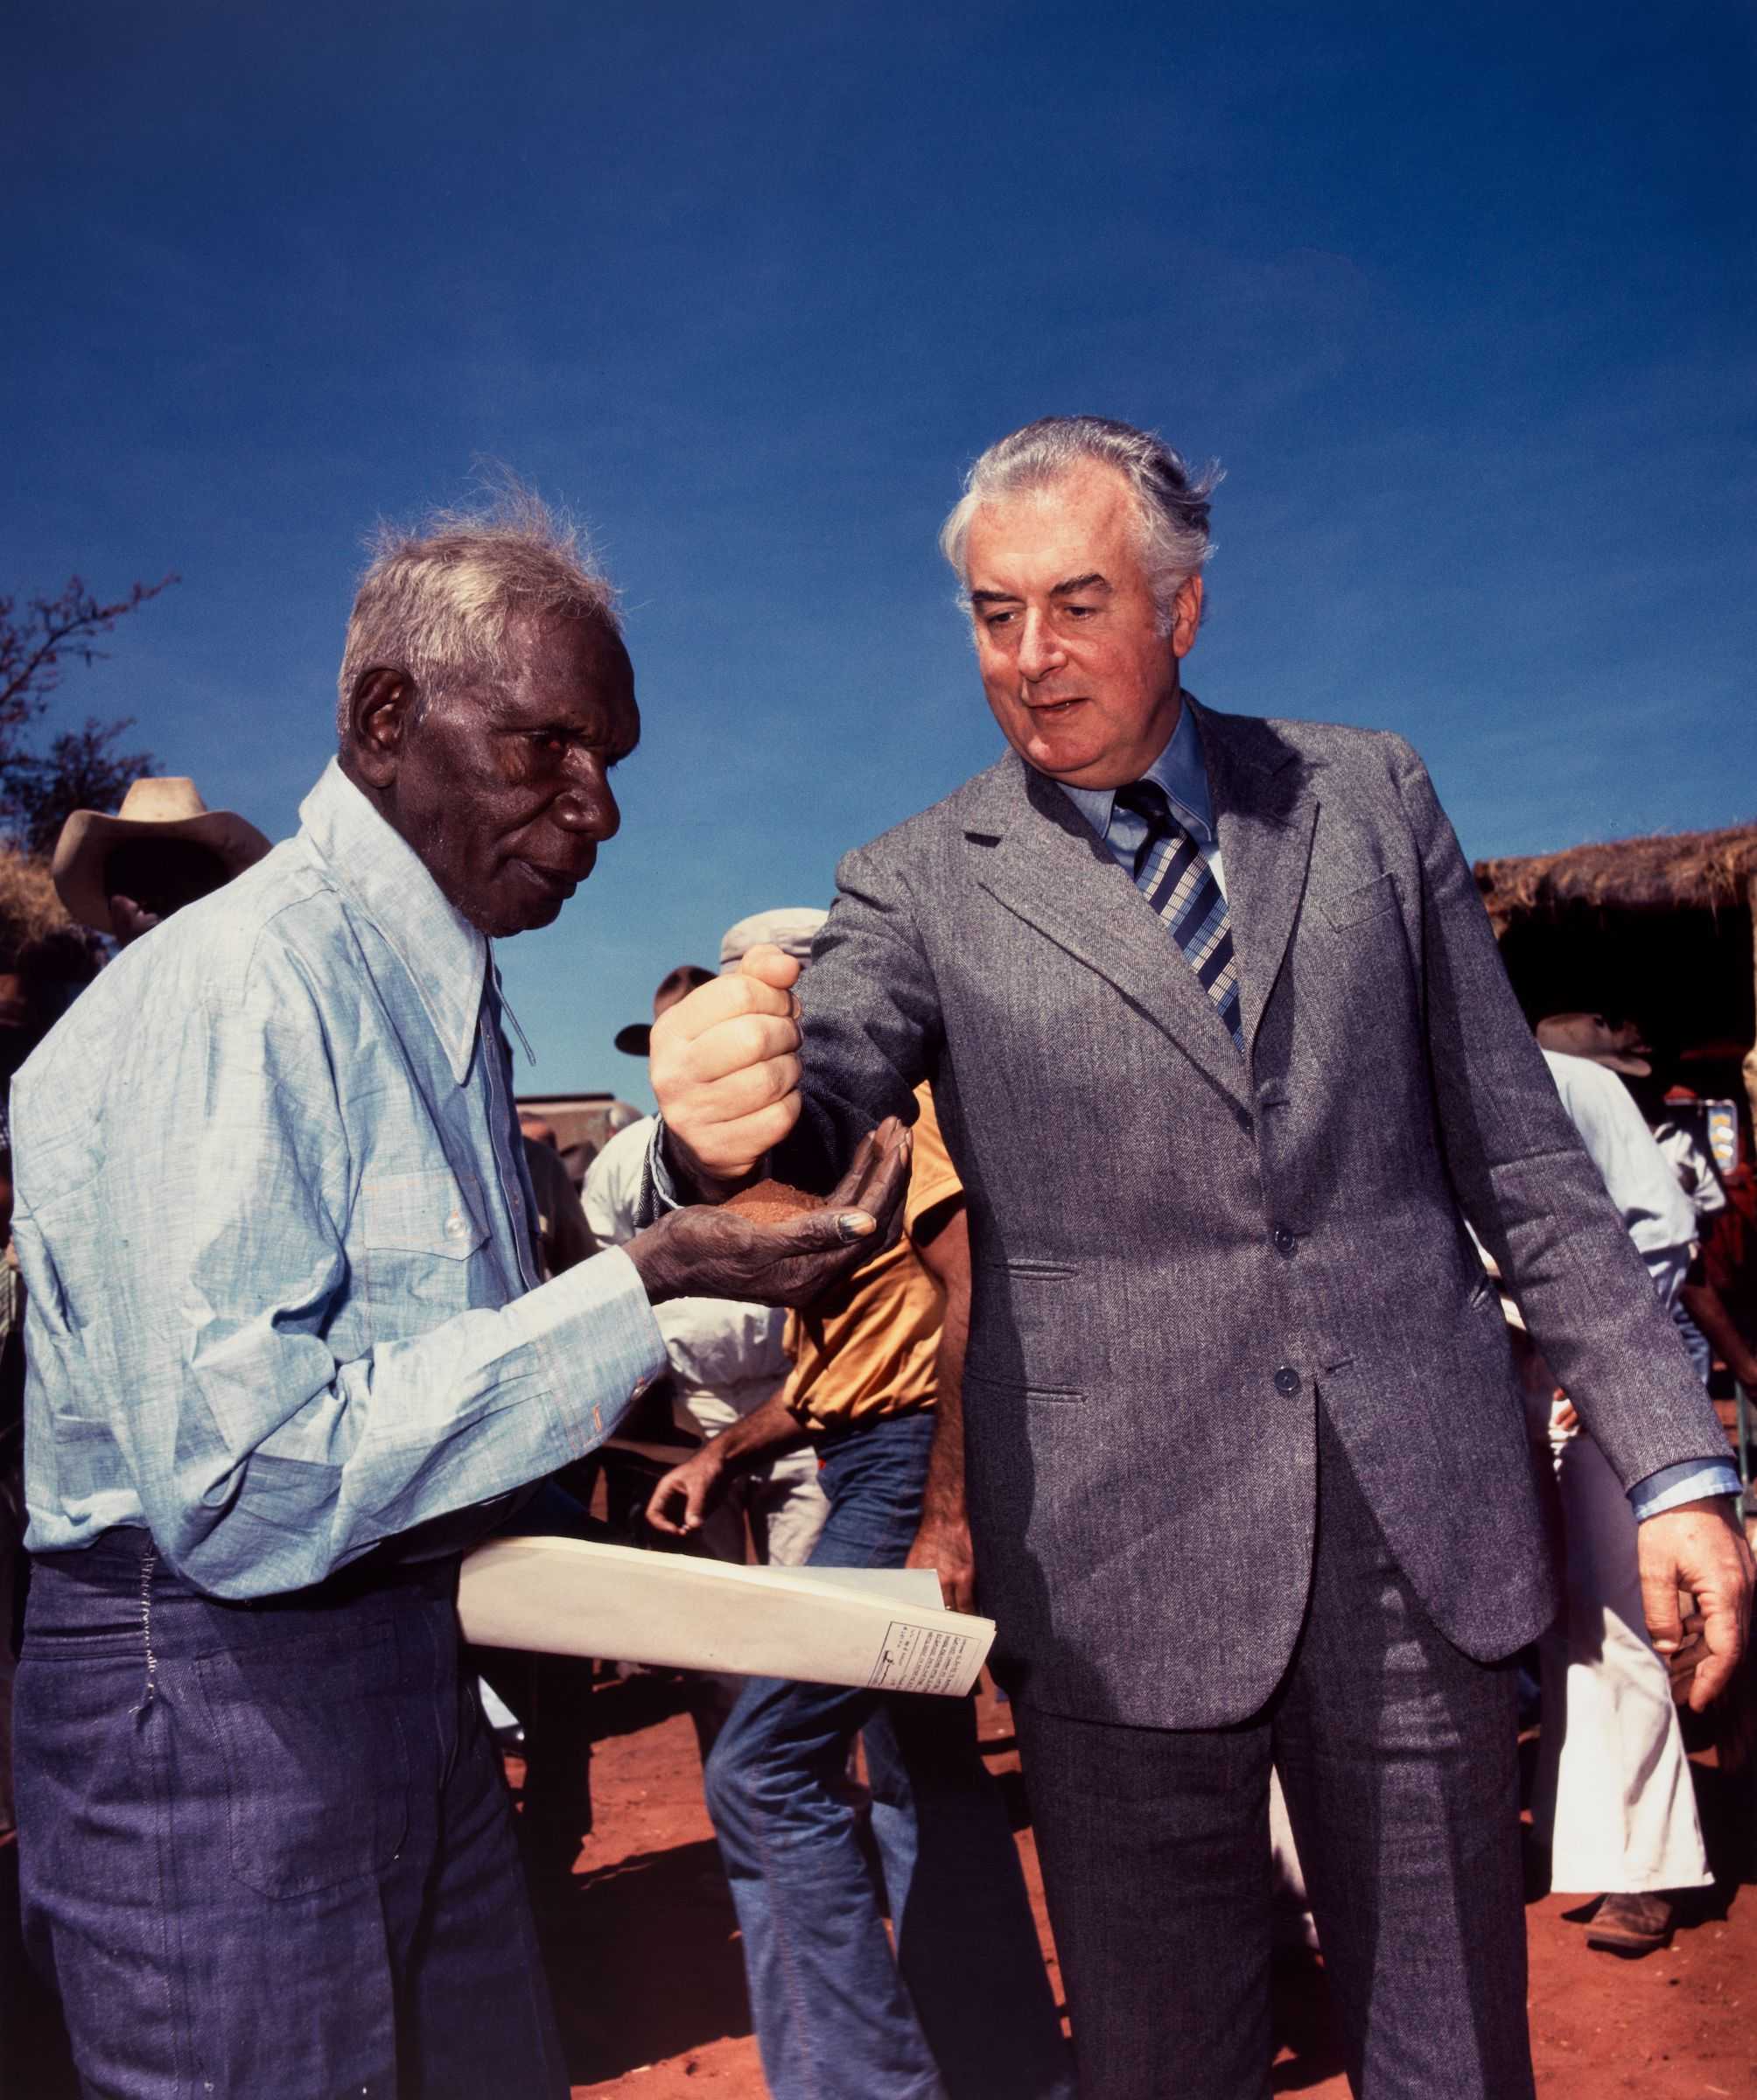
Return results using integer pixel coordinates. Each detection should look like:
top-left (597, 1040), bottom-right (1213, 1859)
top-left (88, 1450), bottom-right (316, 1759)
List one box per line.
top-left (704, 1409), bottom-right (1073, 2100)
top-left (17, 1528), bottom-right (566, 2097)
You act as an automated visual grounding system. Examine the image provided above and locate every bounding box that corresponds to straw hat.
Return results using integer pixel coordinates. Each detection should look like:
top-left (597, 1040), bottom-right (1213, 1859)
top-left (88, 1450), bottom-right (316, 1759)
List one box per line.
top-left (52, 778), bottom-right (272, 934)
top-left (718, 906), bottom-right (828, 972)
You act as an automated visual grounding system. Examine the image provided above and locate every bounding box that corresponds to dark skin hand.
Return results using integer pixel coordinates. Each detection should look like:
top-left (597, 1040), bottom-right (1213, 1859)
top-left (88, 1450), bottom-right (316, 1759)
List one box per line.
top-left (645, 1183), bottom-right (977, 1618)
top-left (624, 1118), bottom-right (912, 1312)
top-left (646, 1387), bottom-right (807, 1537)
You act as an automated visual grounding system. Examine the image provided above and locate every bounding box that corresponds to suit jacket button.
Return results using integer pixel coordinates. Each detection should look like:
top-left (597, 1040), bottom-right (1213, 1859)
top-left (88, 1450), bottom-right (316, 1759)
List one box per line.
top-left (1236, 1109), bottom-right (1254, 1134)
top-left (1272, 1226), bottom-right (1297, 1256)
top-left (1273, 1366), bottom-right (1300, 1396)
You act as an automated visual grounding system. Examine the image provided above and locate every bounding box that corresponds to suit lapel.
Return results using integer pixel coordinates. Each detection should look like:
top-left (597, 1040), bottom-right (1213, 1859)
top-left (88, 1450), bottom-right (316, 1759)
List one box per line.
top-left (962, 752), bottom-right (1254, 1113)
top-left (1194, 702), bottom-right (1319, 1056)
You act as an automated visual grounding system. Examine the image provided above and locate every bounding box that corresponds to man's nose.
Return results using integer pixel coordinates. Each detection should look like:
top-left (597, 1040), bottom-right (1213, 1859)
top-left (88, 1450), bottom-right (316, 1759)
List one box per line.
top-left (554, 765), bottom-right (621, 842)
top-left (1017, 609), bottom-right (1065, 683)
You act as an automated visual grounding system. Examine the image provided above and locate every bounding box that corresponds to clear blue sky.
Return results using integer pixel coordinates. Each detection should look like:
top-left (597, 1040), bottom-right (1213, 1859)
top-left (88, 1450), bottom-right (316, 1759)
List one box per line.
top-left (6, 1), bottom-right (1752, 1109)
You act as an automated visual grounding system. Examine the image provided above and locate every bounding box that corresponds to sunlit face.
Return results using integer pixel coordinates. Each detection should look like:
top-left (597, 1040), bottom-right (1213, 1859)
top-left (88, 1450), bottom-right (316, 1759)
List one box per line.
top-left (380, 613), bottom-right (640, 938)
top-left (963, 460), bottom-right (1202, 790)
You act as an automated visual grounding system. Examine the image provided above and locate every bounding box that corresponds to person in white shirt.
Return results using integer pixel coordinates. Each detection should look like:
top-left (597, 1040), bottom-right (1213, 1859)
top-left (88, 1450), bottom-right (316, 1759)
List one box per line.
top-left (1528, 1035), bottom-right (1713, 1954)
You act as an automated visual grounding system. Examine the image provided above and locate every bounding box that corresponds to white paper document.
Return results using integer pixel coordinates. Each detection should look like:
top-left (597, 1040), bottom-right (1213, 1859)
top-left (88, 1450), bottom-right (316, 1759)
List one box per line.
top-left (456, 1533), bottom-right (996, 1698)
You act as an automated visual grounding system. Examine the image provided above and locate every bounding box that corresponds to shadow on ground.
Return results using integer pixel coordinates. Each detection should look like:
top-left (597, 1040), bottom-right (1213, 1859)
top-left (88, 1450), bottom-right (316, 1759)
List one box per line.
top-left (533, 1836), bottom-right (752, 2087)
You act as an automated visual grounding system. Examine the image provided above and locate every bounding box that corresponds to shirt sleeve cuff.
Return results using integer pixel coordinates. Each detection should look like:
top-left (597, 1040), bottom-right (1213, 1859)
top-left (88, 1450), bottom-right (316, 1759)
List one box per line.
top-left (641, 1117), bottom-right (689, 1219)
top-left (498, 1243), bottom-right (669, 1459)
top-left (1628, 1458), bottom-right (1744, 1521)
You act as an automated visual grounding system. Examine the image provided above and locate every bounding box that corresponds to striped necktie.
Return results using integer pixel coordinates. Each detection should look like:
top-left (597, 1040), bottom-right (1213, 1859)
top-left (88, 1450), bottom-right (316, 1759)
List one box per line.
top-left (1114, 780), bottom-right (1244, 1051)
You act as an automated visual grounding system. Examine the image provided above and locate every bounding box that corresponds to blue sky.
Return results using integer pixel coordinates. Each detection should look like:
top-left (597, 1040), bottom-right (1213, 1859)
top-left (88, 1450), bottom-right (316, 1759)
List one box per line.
top-left (6, 1), bottom-right (1752, 1109)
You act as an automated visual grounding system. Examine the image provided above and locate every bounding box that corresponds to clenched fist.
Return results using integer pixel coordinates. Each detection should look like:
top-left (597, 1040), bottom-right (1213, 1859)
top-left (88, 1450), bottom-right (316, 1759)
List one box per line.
top-left (649, 943), bottom-right (805, 1191)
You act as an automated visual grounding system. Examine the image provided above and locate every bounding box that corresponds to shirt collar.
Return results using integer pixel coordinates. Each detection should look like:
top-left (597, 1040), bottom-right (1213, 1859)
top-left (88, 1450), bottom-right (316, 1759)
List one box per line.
top-left (298, 760), bottom-right (489, 1086)
top-left (1055, 696), bottom-right (1215, 847)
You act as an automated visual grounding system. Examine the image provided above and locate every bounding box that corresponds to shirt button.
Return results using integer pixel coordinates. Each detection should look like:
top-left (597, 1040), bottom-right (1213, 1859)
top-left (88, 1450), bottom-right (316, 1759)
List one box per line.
top-left (1272, 1226), bottom-right (1297, 1256)
top-left (1273, 1366), bottom-right (1300, 1396)
top-left (444, 1211), bottom-right (468, 1240)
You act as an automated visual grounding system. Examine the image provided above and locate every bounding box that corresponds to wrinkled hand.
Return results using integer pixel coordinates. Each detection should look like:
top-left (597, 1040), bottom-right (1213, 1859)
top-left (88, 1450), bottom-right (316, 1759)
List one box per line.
top-left (649, 944), bottom-right (803, 1188)
top-left (906, 1517), bottom-right (976, 1614)
top-left (625, 1119), bottom-right (910, 1309)
top-left (1637, 1498), bottom-right (1754, 1711)
top-left (647, 1443), bottom-right (729, 1538)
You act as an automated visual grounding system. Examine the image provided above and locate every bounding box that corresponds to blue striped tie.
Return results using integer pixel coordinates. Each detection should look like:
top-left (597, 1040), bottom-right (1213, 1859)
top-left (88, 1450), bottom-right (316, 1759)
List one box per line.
top-left (1115, 780), bottom-right (1243, 1051)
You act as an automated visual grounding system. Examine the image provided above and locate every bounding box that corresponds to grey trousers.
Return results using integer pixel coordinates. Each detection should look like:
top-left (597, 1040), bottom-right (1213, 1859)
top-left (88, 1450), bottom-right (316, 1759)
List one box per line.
top-left (1015, 1407), bottom-right (1534, 2100)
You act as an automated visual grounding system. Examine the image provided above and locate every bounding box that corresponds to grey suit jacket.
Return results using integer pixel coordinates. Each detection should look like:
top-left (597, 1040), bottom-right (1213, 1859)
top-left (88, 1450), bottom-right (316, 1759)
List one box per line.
top-left (774, 700), bottom-right (1728, 1730)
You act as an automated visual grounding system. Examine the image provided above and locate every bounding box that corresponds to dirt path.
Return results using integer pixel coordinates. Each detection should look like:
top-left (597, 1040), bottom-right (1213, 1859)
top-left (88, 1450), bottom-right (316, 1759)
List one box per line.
top-left (518, 1679), bottom-right (1757, 2099)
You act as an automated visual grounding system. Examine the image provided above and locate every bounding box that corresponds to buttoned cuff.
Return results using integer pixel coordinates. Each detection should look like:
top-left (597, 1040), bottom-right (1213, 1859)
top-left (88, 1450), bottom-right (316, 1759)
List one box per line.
top-left (640, 1117), bottom-right (768, 1223)
top-left (1628, 1458), bottom-right (1744, 1521)
top-left (642, 1117), bottom-right (689, 1217)
top-left (500, 1244), bottom-right (669, 1457)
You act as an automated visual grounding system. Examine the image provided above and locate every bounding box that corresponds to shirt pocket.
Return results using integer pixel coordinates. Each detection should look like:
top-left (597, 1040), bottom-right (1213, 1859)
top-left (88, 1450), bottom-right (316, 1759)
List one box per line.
top-left (357, 1168), bottom-right (490, 1323)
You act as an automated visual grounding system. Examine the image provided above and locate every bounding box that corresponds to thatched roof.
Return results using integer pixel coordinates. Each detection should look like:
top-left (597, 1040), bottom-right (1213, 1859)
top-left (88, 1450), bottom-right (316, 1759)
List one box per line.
top-left (1474, 822), bottom-right (1757, 920)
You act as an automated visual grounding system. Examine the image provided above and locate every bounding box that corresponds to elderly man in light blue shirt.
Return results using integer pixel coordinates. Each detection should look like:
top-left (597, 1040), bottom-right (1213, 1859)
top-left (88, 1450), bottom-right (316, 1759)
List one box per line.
top-left (9, 494), bottom-right (906, 2100)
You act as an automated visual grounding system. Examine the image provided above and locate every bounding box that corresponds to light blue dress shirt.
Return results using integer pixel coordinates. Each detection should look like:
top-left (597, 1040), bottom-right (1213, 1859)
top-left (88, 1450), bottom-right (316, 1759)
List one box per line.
top-left (1057, 704), bottom-right (1737, 1522)
top-left (1058, 697), bottom-right (1226, 899)
top-left (11, 760), bottom-right (668, 1599)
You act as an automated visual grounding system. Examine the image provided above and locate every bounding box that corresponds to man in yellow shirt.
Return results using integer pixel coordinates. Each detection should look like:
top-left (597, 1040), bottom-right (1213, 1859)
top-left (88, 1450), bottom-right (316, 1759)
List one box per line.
top-left (648, 1086), bottom-right (1070, 2100)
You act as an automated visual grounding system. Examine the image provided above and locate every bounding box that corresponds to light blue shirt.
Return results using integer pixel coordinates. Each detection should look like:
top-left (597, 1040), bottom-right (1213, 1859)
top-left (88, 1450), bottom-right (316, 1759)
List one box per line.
top-left (11, 760), bottom-right (668, 1599)
top-left (1057, 698), bottom-right (1226, 898)
top-left (1057, 708), bottom-right (1736, 1522)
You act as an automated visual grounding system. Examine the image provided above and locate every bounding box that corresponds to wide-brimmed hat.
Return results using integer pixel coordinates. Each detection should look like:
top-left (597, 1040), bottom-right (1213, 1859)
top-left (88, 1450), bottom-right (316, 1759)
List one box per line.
top-left (718, 906), bottom-right (827, 973)
top-left (52, 778), bottom-right (272, 934)
top-left (1535, 1012), bottom-right (1652, 1077)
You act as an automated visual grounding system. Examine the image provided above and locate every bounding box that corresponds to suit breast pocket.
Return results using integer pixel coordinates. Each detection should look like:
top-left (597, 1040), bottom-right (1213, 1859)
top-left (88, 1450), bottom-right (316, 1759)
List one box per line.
top-left (1318, 872), bottom-right (1398, 931)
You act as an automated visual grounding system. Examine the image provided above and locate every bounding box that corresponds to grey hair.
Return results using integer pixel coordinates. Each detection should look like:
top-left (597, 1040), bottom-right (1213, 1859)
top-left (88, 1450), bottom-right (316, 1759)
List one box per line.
top-left (336, 479), bottom-right (621, 738)
top-left (939, 416), bottom-right (1222, 636)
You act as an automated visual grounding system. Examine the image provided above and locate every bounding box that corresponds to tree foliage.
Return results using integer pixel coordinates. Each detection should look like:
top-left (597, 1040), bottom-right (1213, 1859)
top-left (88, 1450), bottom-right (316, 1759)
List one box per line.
top-left (0, 574), bottom-right (173, 858)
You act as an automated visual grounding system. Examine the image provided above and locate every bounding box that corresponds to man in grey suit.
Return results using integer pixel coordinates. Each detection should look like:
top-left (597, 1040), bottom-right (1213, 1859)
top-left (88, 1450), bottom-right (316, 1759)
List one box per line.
top-left (647, 417), bottom-right (1752, 2098)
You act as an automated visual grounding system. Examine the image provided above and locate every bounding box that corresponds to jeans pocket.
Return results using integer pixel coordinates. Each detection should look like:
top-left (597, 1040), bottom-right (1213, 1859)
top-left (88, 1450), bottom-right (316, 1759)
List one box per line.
top-left (193, 1620), bottom-right (410, 1900)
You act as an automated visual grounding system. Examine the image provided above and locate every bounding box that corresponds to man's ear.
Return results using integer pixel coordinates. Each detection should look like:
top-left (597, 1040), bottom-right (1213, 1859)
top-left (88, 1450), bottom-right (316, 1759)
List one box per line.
top-left (346, 667), bottom-right (418, 788)
top-left (1169, 575), bottom-right (1204, 660)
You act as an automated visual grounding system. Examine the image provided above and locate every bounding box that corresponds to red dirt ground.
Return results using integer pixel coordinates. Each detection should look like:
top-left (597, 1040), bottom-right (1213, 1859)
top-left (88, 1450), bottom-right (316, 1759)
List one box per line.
top-left (518, 1678), bottom-right (1757, 2100)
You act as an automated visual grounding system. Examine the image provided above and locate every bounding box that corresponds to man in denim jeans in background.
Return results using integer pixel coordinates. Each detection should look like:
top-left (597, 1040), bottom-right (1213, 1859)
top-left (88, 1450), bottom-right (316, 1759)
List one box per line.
top-left (648, 1078), bottom-right (1073, 2100)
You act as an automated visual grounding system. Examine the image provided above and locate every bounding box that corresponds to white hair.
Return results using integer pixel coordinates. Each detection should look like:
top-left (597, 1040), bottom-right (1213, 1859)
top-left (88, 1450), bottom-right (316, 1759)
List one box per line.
top-left (939, 416), bottom-right (1222, 636)
top-left (336, 480), bottom-right (621, 738)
